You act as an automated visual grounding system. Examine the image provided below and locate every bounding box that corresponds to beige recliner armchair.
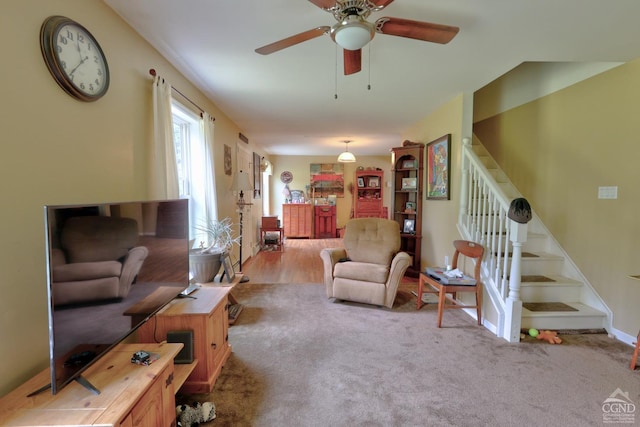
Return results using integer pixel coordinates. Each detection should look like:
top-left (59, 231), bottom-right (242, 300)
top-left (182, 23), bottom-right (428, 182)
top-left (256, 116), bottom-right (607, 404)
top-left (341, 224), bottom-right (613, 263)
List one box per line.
top-left (50, 216), bottom-right (149, 306)
top-left (320, 218), bottom-right (411, 308)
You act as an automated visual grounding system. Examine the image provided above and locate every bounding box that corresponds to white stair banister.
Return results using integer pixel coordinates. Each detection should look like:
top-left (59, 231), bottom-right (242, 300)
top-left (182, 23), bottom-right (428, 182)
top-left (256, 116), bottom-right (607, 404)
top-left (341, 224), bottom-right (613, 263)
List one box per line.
top-left (458, 136), bottom-right (528, 341)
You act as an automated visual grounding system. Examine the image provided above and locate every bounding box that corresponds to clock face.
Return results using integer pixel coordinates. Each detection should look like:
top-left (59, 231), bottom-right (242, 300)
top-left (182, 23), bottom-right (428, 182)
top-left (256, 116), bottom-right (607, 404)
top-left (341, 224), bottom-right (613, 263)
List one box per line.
top-left (280, 171), bottom-right (293, 184)
top-left (40, 16), bottom-right (110, 101)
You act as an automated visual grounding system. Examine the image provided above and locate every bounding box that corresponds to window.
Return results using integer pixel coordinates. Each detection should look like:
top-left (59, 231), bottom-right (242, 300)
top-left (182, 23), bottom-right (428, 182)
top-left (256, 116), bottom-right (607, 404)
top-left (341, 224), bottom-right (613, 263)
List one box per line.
top-left (172, 107), bottom-right (193, 198)
top-left (171, 101), bottom-right (216, 239)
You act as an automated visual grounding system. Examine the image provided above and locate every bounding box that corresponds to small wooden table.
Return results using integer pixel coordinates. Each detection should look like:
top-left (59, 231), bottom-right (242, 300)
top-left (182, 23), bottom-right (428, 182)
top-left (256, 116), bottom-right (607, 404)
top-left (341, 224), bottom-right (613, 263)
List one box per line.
top-left (260, 227), bottom-right (284, 251)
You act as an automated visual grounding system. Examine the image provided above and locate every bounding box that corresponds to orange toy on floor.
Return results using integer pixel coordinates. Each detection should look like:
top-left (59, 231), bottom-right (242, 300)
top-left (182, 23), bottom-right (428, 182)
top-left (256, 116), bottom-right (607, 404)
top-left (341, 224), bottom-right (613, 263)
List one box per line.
top-left (536, 329), bottom-right (563, 344)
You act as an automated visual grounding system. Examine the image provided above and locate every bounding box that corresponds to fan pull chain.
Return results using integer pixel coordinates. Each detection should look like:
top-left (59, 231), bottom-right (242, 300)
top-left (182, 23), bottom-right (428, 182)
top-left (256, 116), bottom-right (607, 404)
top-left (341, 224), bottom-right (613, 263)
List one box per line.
top-left (367, 43), bottom-right (371, 91)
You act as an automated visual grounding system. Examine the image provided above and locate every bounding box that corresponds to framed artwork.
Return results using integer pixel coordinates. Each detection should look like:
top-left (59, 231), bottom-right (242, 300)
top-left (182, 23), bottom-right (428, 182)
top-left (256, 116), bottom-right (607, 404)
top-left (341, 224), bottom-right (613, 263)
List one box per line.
top-left (368, 177), bottom-right (380, 188)
top-left (401, 177), bottom-right (417, 190)
top-left (402, 159), bottom-right (416, 169)
top-left (357, 177), bottom-right (365, 187)
top-left (253, 152), bottom-right (261, 199)
top-left (220, 251), bottom-right (235, 283)
top-left (310, 163), bottom-right (344, 198)
top-left (405, 201), bottom-right (416, 212)
top-left (224, 144), bottom-right (232, 176)
top-left (426, 134), bottom-right (451, 200)
top-left (403, 218), bottom-right (416, 234)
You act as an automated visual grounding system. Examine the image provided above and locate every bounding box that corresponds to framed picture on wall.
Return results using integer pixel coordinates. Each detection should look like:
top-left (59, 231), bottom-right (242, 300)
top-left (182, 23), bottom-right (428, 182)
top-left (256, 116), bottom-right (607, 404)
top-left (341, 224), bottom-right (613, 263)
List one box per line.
top-left (426, 134), bottom-right (451, 200)
top-left (224, 144), bottom-right (232, 176)
top-left (253, 152), bottom-right (261, 199)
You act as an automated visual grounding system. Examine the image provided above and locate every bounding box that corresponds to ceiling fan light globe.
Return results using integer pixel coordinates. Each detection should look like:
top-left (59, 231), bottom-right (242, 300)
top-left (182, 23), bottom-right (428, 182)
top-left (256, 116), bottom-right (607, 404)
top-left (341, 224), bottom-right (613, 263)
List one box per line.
top-left (332, 17), bottom-right (374, 50)
top-left (338, 151), bottom-right (356, 162)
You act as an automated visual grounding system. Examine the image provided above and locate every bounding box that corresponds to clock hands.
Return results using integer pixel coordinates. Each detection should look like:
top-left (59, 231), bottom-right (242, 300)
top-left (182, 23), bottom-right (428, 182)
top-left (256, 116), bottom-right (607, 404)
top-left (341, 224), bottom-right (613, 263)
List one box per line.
top-left (68, 55), bottom-right (89, 78)
top-left (68, 38), bottom-right (89, 78)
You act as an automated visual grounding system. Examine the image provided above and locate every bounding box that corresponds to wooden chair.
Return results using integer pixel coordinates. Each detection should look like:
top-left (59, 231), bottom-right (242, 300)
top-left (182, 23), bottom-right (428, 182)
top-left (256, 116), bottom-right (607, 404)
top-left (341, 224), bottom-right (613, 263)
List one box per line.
top-left (631, 330), bottom-right (640, 370)
top-left (417, 240), bottom-right (484, 327)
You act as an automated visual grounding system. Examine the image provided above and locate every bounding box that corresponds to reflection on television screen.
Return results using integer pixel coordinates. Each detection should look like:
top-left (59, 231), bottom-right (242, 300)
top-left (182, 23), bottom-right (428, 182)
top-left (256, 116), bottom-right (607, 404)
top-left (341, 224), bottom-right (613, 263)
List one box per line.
top-left (43, 199), bottom-right (189, 394)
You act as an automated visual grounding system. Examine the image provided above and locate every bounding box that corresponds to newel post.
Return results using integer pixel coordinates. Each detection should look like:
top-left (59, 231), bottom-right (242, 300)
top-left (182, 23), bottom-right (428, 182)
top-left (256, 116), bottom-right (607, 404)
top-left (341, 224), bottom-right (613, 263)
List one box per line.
top-left (503, 198), bottom-right (531, 342)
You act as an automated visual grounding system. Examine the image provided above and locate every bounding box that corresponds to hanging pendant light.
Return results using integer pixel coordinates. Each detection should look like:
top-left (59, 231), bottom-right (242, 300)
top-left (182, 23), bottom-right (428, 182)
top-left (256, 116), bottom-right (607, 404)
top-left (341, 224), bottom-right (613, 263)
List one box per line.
top-left (337, 140), bottom-right (356, 163)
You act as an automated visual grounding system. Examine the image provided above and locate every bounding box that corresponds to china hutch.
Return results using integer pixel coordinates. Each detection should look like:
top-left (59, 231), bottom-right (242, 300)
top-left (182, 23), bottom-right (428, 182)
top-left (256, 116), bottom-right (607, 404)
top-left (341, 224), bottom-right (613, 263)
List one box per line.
top-left (354, 169), bottom-right (385, 218)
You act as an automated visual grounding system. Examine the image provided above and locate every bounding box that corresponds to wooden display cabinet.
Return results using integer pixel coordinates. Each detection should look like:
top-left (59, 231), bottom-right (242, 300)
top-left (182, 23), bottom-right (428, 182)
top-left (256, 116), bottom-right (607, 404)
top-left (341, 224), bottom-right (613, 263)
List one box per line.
top-left (314, 205), bottom-right (336, 238)
top-left (391, 142), bottom-right (424, 277)
top-left (354, 169), bottom-right (385, 218)
top-left (136, 287), bottom-right (231, 394)
top-left (283, 204), bottom-right (313, 238)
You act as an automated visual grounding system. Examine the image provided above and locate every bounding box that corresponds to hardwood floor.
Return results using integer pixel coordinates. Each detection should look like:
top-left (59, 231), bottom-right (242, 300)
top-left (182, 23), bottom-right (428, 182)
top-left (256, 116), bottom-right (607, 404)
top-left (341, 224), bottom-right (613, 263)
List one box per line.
top-left (241, 238), bottom-right (344, 284)
top-left (242, 238), bottom-right (418, 286)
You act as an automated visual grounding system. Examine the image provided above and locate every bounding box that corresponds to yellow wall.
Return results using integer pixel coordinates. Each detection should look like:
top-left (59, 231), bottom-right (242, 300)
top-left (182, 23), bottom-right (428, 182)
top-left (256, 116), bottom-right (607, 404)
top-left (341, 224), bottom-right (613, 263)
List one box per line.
top-left (0, 0), bottom-right (266, 396)
top-left (474, 58), bottom-right (640, 336)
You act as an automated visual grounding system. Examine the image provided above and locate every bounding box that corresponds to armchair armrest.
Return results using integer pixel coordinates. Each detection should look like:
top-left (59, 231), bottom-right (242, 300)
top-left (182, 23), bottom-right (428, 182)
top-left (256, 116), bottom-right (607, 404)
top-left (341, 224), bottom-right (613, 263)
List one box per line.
top-left (320, 248), bottom-right (347, 297)
top-left (383, 251), bottom-right (412, 308)
top-left (118, 246), bottom-right (149, 298)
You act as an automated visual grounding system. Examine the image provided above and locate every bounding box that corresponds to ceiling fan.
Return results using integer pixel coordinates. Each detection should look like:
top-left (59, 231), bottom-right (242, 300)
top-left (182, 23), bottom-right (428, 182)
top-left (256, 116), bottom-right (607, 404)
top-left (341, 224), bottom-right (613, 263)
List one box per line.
top-left (255, 0), bottom-right (459, 75)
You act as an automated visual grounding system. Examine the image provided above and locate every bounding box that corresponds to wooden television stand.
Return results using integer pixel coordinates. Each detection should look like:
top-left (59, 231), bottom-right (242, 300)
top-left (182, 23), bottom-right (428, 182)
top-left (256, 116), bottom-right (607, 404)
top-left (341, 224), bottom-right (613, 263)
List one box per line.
top-left (0, 343), bottom-right (195, 426)
top-left (136, 286), bottom-right (232, 394)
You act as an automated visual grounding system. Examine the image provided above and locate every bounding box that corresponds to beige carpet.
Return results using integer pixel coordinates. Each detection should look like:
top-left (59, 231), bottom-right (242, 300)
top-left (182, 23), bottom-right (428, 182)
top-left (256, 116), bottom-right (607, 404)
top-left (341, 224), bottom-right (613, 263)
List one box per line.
top-left (181, 282), bottom-right (639, 427)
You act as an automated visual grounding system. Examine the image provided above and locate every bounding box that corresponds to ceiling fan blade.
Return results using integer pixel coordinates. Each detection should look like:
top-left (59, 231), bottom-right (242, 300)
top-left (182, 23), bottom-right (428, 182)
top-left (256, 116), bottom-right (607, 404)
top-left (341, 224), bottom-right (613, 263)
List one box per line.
top-left (375, 17), bottom-right (459, 44)
top-left (344, 49), bottom-right (362, 75)
top-left (255, 26), bottom-right (330, 55)
top-left (307, 0), bottom-right (337, 10)
top-left (370, 0), bottom-right (394, 9)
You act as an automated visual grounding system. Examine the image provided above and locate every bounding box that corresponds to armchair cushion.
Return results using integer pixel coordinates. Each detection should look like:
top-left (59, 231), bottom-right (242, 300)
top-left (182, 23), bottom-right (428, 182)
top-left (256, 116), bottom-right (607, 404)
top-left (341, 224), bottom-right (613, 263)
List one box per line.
top-left (53, 261), bottom-right (122, 282)
top-left (61, 216), bottom-right (139, 263)
top-left (334, 261), bottom-right (389, 284)
top-left (343, 218), bottom-right (400, 266)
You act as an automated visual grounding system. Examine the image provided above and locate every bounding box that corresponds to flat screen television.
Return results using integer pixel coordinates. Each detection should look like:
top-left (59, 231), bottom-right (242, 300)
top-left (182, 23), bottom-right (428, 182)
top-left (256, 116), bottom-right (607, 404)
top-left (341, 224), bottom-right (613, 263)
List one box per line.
top-left (35, 199), bottom-right (190, 395)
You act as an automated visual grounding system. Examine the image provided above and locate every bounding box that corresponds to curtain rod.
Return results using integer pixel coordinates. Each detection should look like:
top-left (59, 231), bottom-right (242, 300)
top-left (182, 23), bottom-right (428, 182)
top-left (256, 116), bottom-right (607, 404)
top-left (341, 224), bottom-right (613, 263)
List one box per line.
top-left (149, 68), bottom-right (215, 121)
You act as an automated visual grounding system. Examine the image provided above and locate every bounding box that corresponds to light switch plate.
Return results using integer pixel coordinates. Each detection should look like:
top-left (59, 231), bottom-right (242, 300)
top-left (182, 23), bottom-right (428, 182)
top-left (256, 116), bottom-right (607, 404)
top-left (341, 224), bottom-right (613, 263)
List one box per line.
top-left (598, 186), bottom-right (618, 199)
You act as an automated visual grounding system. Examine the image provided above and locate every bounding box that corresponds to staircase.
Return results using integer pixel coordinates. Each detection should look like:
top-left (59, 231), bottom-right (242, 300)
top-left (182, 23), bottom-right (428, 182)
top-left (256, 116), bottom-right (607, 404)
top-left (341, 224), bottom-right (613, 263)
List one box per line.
top-left (459, 137), bottom-right (610, 341)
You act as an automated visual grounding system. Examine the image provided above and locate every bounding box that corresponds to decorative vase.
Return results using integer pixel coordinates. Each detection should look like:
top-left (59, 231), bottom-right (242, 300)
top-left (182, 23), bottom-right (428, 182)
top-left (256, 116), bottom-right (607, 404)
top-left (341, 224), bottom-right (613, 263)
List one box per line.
top-left (189, 250), bottom-right (223, 283)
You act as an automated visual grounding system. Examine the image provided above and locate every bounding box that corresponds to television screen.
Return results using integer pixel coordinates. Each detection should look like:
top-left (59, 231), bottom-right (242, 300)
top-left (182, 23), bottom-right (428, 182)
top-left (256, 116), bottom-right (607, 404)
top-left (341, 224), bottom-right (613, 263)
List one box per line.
top-left (41, 199), bottom-right (189, 395)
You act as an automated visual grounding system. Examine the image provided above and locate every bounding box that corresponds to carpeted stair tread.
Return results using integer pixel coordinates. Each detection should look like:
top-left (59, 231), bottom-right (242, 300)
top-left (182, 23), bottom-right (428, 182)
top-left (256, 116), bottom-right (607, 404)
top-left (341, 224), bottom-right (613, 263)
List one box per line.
top-left (523, 302), bottom-right (578, 312)
top-left (520, 275), bottom-right (556, 282)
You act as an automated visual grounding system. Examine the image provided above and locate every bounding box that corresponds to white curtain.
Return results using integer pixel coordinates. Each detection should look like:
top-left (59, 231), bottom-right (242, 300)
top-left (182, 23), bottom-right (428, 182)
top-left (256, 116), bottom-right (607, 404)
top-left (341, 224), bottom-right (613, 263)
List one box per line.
top-left (201, 112), bottom-right (218, 222)
top-left (151, 74), bottom-right (179, 199)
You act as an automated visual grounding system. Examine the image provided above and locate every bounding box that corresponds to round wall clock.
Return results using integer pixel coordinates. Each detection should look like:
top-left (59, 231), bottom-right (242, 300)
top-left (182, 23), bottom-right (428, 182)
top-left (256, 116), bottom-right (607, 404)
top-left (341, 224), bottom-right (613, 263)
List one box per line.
top-left (280, 171), bottom-right (293, 184)
top-left (40, 16), bottom-right (110, 102)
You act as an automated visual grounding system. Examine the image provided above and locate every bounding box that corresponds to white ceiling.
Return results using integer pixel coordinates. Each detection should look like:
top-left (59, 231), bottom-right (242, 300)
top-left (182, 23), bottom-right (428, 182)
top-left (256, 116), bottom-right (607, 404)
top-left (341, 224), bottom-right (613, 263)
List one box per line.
top-left (103, 0), bottom-right (640, 156)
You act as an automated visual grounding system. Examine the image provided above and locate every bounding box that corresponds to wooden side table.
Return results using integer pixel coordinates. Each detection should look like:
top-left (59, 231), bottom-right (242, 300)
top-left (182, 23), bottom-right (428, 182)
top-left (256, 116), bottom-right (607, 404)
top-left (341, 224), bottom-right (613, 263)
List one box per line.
top-left (260, 227), bottom-right (284, 251)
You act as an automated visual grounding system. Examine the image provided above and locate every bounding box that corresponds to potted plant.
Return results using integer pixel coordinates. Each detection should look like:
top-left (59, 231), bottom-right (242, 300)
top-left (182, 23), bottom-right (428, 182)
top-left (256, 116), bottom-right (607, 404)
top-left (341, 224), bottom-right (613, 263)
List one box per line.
top-left (189, 217), bottom-right (240, 283)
